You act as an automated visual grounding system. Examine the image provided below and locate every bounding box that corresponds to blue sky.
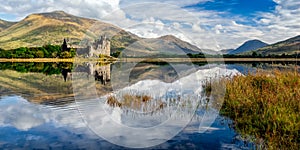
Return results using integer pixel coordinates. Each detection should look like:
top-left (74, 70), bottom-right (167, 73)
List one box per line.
top-left (185, 0), bottom-right (277, 25)
top-left (185, 0), bottom-right (277, 16)
top-left (0, 0), bottom-right (299, 50)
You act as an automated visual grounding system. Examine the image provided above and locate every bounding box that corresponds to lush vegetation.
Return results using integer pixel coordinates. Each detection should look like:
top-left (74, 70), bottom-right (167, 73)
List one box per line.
top-left (0, 45), bottom-right (76, 58)
top-left (207, 69), bottom-right (299, 149)
top-left (114, 51), bottom-right (300, 58)
top-left (0, 62), bottom-right (73, 75)
top-left (187, 52), bottom-right (300, 58)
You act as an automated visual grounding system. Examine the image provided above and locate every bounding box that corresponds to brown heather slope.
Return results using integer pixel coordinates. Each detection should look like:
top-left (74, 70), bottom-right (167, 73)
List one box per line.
top-left (0, 11), bottom-right (207, 56)
top-left (0, 11), bottom-right (124, 49)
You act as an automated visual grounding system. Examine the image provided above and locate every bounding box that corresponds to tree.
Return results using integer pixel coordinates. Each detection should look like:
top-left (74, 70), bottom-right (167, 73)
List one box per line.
top-left (252, 52), bottom-right (258, 58)
top-left (60, 51), bottom-right (72, 58)
top-left (35, 50), bottom-right (45, 58)
top-left (111, 50), bottom-right (121, 58)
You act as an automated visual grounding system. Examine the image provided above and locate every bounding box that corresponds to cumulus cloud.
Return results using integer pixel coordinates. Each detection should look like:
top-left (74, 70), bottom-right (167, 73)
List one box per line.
top-left (0, 66), bottom-right (241, 148)
top-left (0, 96), bottom-right (53, 130)
top-left (0, 0), bottom-right (299, 50)
top-left (255, 0), bottom-right (300, 44)
top-left (0, 0), bottom-right (121, 20)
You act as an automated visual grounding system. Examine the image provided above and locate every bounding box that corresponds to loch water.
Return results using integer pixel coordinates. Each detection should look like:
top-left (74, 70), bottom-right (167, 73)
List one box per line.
top-left (0, 61), bottom-right (298, 149)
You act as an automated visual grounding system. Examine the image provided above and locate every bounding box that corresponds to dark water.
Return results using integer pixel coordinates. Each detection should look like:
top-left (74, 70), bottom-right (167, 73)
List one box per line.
top-left (0, 61), bottom-right (298, 149)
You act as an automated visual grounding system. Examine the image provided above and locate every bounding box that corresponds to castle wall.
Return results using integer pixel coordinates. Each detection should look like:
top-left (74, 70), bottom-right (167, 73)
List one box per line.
top-left (73, 36), bottom-right (111, 57)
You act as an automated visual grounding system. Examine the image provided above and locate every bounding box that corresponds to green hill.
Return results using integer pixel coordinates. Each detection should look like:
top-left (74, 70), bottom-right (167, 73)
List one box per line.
top-left (254, 35), bottom-right (300, 55)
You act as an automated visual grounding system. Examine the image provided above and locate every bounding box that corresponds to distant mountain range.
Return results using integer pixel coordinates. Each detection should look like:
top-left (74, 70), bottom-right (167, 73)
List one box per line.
top-left (222, 36), bottom-right (300, 55)
top-left (221, 40), bottom-right (268, 54)
top-left (255, 35), bottom-right (300, 55)
top-left (0, 11), bottom-right (211, 56)
top-left (0, 11), bottom-right (298, 56)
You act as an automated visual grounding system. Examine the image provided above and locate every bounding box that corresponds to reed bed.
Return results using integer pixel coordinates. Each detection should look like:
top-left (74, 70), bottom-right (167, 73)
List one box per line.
top-left (210, 69), bottom-right (300, 149)
top-left (106, 94), bottom-right (165, 113)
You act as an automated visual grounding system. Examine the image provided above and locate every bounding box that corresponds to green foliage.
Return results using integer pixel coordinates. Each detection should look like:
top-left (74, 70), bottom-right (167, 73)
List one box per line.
top-left (35, 50), bottom-right (45, 58)
top-left (111, 50), bottom-right (121, 58)
top-left (0, 44), bottom-right (71, 58)
top-left (252, 51), bottom-right (258, 57)
top-left (60, 51), bottom-right (71, 58)
top-left (0, 62), bottom-right (73, 75)
top-left (186, 52), bottom-right (300, 58)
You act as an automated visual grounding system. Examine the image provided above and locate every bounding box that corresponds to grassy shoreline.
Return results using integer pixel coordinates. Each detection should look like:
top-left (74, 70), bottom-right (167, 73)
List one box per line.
top-left (1, 58), bottom-right (299, 63)
top-left (119, 57), bottom-right (300, 62)
top-left (0, 58), bottom-right (75, 62)
top-left (209, 69), bottom-right (300, 149)
top-left (0, 57), bottom-right (117, 62)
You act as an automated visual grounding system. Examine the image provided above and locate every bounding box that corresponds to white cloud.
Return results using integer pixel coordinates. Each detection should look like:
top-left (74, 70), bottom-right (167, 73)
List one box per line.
top-left (0, 96), bottom-right (53, 130)
top-left (0, 66), bottom-right (241, 148)
top-left (0, 0), bottom-right (121, 20)
top-left (255, 0), bottom-right (300, 44)
top-left (0, 0), bottom-right (299, 50)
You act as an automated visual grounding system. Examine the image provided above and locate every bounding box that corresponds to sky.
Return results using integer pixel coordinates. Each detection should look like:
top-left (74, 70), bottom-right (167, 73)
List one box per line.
top-left (0, 0), bottom-right (299, 50)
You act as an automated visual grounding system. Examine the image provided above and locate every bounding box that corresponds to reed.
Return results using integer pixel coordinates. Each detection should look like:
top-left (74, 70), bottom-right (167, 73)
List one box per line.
top-left (208, 69), bottom-right (300, 149)
top-left (106, 94), bottom-right (164, 112)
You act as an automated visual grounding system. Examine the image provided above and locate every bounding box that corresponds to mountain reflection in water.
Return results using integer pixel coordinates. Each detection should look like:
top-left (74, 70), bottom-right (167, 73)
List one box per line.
top-left (1, 61), bottom-right (282, 149)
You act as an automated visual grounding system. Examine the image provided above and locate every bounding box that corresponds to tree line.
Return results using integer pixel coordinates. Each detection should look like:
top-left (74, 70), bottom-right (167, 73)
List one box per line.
top-left (0, 62), bottom-right (73, 75)
top-left (187, 52), bottom-right (300, 58)
top-left (0, 45), bottom-right (76, 58)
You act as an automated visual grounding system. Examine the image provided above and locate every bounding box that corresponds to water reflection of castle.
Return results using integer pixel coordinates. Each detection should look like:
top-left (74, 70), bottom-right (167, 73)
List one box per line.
top-left (62, 63), bottom-right (111, 85)
top-left (88, 63), bottom-right (111, 85)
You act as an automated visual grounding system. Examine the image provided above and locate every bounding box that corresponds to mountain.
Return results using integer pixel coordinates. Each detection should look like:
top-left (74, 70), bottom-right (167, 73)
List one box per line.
top-left (254, 35), bottom-right (300, 55)
top-left (0, 11), bottom-right (124, 50)
top-left (0, 19), bottom-right (15, 32)
top-left (0, 11), bottom-right (206, 56)
top-left (228, 39), bottom-right (268, 54)
top-left (220, 48), bottom-right (235, 54)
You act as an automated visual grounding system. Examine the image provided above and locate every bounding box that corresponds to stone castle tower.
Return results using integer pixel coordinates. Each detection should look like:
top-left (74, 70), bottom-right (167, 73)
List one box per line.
top-left (88, 35), bottom-right (111, 57)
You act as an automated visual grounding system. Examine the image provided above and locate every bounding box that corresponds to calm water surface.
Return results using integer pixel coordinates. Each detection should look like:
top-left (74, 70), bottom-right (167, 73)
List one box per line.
top-left (0, 61), bottom-right (298, 149)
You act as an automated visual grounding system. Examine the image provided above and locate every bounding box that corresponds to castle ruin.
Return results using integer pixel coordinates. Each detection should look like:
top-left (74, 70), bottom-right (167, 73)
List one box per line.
top-left (87, 35), bottom-right (110, 57)
top-left (64, 35), bottom-right (111, 57)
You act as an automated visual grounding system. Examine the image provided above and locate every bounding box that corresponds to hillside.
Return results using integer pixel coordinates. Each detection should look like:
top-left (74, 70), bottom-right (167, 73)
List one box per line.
top-left (158, 35), bottom-right (215, 54)
top-left (0, 11), bottom-right (126, 50)
top-left (255, 35), bottom-right (300, 55)
top-left (228, 39), bottom-right (268, 54)
top-left (220, 48), bottom-right (235, 54)
top-left (0, 19), bottom-right (15, 32)
top-left (0, 11), bottom-right (205, 56)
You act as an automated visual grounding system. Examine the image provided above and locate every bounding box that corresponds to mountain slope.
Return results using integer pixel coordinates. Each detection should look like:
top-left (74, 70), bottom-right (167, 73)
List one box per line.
top-left (0, 11), bottom-right (123, 49)
top-left (0, 11), bottom-right (207, 56)
top-left (220, 48), bottom-right (235, 54)
top-left (229, 39), bottom-right (268, 54)
top-left (255, 35), bottom-right (300, 55)
top-left (0, 19), bottom-right (16, 32)
top-left (158, 35), bottom-right (216, 54)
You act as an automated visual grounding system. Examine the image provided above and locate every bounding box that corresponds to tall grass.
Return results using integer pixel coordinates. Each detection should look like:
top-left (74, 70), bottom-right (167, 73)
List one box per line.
top-left (107, 94), bottom-right (165, 113)
top-left (213, 69), bottom-right (300, 149)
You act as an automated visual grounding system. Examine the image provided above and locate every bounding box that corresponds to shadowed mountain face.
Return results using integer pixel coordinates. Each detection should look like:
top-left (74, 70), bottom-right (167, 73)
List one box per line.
top-left (228, 39), bottom-right (268, 54)
top-left (0, 19), bottom-right (15, 32)
top-left (220, 48), bottom-right (235, 54)
top-left (255, 35), bottom-right (300, 55)
top-left (0, 11), bottom-right (206, 56)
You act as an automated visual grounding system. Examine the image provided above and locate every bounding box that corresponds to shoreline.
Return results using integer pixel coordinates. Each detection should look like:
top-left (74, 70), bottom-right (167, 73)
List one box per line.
top-left (0, 58), bottom-right (299, 63)
top-left (118, 58), bottom-right (300, 62)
